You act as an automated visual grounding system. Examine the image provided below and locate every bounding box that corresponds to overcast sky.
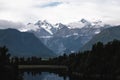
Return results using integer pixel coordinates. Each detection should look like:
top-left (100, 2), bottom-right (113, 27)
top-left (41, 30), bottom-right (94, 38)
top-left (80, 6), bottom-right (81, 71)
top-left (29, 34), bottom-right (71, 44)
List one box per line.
top-left (0, 0), bottom-right (120, 24)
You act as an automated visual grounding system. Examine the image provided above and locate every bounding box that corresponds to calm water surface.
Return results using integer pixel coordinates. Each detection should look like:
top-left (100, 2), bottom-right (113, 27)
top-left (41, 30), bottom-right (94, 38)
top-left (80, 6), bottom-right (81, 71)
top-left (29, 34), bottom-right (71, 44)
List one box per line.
top-left (23, 72), bottom-right (69, 80)
top-left (21, 71), bottom-right (114, 80)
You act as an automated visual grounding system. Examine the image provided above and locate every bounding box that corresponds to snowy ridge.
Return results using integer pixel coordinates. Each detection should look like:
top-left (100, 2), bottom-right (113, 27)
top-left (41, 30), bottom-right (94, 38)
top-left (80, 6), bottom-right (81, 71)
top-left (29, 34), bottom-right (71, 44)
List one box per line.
top-left (25, 19), bottom-right (112, 55)
top-left (68, 19), bottom-right (105, 29)
top-left (24, 19), bottom-right (107, 35)
top-left (41, 25), bottom-right (53, 35)
top-left (20, 23), bottom-right (39, 32)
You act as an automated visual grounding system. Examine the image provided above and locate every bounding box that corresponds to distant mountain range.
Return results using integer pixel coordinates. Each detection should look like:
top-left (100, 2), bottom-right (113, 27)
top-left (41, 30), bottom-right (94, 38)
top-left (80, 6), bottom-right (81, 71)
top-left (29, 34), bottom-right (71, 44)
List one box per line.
top-left (25, 19), bottom-right (111, 55)
top-left (0, 28), bottom-right (55, 57)
top-left (81, 26), bottom-right (120, 51)
top-left (0, 19), bottom-right (115, 56)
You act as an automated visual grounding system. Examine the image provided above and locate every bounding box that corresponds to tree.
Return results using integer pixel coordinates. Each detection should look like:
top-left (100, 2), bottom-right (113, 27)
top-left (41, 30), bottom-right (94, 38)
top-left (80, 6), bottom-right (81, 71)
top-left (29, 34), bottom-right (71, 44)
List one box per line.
top-left (0, 46), bottom-right (10, 65)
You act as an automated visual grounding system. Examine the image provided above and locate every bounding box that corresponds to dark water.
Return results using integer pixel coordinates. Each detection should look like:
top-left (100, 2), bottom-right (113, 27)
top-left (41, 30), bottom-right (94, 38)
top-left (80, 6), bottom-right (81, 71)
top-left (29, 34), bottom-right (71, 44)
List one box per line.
top-left (23, 72), bottom-right (69, 80)
top-left (20, 71), bottom-right (116, 80)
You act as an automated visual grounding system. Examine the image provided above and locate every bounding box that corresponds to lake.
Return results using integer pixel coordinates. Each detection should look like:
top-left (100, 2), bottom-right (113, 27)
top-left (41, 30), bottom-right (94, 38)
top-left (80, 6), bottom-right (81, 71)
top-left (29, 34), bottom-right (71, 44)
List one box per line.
top-left (19, 69), bottom-right (86, 80)
top-left (20, 70), bottom-right (115, 80)
top-left (23, 72), bottom-right (69, 80)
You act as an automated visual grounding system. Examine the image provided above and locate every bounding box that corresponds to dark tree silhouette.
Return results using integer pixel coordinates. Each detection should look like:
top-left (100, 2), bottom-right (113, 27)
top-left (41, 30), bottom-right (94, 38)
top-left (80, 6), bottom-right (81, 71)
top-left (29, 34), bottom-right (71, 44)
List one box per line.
top-left (0, 46), bottom-right (19, 80)
top-left (49, 40), bottom-right (120, 78)
top-left (0, 46), bottom-right (10, 65)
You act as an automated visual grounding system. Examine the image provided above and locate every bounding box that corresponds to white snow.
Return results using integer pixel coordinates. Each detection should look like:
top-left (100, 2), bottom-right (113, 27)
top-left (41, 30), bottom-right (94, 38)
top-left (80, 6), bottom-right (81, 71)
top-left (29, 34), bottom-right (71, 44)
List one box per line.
top-left (68, 19), bottom-right (106, 29)
top-left (95, 30), bottom-right (101, 34)
top-left (64, 35), bottom-right (71, 37)
top-left (71, 51), bottom-right (75, 53)
top-left (40, 36), bottom-right (53, 38)
top-left (41, 25), bottom-right (53, 35)
top-left (73, 33), bottom-right (78, 35)
top-left (92, 20), bottom-right (105, 27)
top-left (68, 21), bottom-right (85, 29)
top-left (20, 23), bottom-right (39, 32)
top-left (54, 24), bottom-right (59, 28)
top-left (64, 33), bottom-right (78, 38)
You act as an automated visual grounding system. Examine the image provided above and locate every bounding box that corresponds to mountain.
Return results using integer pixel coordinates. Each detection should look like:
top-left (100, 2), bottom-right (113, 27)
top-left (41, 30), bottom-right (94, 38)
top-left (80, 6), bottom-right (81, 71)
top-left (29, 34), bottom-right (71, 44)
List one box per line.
top-left (25, 19), bottom-right (111, 55)
top-left (0, 28), bottom-right (55, 57)
top-left (68, 19), bottom-right (91, 29)
top-left (81, 26), bottom-right (120, 51)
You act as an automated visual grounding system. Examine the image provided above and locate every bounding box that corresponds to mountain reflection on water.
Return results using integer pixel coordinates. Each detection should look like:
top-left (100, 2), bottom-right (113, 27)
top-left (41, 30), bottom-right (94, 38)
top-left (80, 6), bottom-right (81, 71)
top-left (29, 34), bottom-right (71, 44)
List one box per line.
top-left (23, 72), bottom-right (69, 80)
top-left (20, 70), bottom-right (117, 80)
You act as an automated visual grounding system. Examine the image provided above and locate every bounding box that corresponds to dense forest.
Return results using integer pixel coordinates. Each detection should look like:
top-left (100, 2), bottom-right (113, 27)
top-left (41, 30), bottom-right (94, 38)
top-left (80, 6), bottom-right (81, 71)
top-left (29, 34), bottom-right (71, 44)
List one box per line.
top-left (50, 39), bottom-right (120, 78)
top-left (0, 46), bottom-right (19, 80)
top-left (1, 39), bottom-right (120, 79)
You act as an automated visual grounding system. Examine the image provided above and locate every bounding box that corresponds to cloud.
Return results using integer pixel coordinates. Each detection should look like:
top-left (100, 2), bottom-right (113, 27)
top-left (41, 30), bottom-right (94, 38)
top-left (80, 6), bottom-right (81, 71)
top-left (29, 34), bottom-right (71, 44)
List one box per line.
top-left (39, 2), bottom-right (63, 8)
top-left (0, 0), bottom-right (120, 25)
top-left (0, 20), bottom-right (25, 30)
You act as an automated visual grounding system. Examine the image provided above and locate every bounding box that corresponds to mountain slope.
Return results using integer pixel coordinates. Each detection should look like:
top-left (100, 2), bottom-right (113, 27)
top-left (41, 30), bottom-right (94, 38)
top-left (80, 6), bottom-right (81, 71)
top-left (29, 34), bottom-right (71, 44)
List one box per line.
top-left (24, 19), bottom-right (111, 55)
top-left (81, 26), bottom-right (120, 51)
top-left (0, 28), bottom-right (55, 57)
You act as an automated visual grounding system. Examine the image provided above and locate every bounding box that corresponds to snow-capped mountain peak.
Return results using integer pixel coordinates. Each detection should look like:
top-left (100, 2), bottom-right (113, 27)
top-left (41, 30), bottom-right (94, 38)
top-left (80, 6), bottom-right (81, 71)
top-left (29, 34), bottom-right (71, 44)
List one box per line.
top-left (20, 23), bottom-right (39, 32)
top-left (34, 20), bottom-right (42, 26)
top-left (33, 20), bottom-right (54, 35)
top-left (68, 19), bottom-right (91, 29)
top-left (68, 19), bottom-right (107, 29)
top-left (80, 18), bottom-right (89, 23)
top-left (35, 20), bottom-right (53, 28)
top-left (43, 20), bottom-right (49, 24)
top-left (92, 20), bottom-right (104, 26)
top-left (24, 19), bottom-right (112, 55)
top-left (54, 23), bottom-right (67, 29)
